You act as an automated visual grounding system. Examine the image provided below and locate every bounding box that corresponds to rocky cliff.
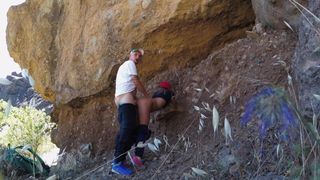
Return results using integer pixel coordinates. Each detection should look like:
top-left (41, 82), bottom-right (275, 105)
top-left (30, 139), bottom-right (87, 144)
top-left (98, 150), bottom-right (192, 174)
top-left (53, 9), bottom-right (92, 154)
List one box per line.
top-left (7, 0), bottom-right (255, 153)
top-left (7, 0), bottom-right (254, 104)
top-left (252, 0), bottom-right (320, 118)
top-left (294, 0), bottom-right (320, 118)
top-left (7, 0), bottom-right (318, 156)
top-left (251, 0), bottom-right (307, 30)
top-left (4, 0), bottom-right (320, 178)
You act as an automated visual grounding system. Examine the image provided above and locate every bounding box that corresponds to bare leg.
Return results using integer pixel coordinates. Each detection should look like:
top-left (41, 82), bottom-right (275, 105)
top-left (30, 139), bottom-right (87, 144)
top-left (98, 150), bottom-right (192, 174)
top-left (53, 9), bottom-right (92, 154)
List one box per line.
top-left (134, 98), bottom-right (167, 159)
top-left (138, 97), bottom-right (166, 125)
top-left (137, 98), bottom-right (152, 125)
top-left (150, 98), bottom-right (166, 112)
top-left (135, 98), bottom-right (152, 159)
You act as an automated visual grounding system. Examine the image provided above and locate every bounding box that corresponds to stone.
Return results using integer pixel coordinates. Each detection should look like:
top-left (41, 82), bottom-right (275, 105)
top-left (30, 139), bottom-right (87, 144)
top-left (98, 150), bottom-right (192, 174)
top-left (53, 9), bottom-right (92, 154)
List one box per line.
top-left (217, 147), bottom-right (237, 173)
top-left (78, 143), bottom-right (92, 159)
top-left (7, 0), bottom-right (254, 104)
top-left (246, 31), bottom-right (259, 39)
top-left (6, 0), bottom-right (255, 154)
top-left (254, 23), bottom-right (263, 34)
top-left (294, 0), bottom-right (320, 118)
top-left (251, 0), bottom-right (308, 30)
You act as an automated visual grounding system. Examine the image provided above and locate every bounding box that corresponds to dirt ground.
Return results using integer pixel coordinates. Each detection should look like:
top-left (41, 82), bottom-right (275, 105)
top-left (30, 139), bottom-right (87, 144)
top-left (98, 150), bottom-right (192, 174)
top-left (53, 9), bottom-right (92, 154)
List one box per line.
top-left (50, 27), bottom-right (298, 180)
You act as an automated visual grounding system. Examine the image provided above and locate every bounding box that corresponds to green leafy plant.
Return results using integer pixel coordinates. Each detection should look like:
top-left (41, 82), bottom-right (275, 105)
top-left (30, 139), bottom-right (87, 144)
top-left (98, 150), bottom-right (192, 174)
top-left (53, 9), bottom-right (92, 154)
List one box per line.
top-left (0, 100), bottom-right (54, 153)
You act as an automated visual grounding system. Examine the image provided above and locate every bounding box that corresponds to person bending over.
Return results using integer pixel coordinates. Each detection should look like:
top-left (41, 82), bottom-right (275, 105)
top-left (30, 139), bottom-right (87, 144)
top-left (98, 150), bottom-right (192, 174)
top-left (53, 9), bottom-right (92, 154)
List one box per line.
top-left (131, 81), bottom-right (174, 166)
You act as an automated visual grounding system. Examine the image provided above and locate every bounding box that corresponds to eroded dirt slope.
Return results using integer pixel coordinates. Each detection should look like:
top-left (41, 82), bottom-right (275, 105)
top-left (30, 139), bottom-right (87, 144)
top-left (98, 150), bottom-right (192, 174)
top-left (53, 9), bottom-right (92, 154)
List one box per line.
top-left (64, 28), bottom-right (298, 179)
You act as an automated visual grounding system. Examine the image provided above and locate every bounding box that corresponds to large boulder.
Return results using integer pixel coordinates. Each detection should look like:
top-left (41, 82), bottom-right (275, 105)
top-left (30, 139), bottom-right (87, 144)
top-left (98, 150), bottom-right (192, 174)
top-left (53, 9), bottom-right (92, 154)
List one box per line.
top-left (7, 0), bottom-right (254, 104)
top-left (7, 0), bottom-right (255, 153)
top-left (251, 0), bottom-right (307, 30)
top-left (294, 0), bottom-right (320, 118)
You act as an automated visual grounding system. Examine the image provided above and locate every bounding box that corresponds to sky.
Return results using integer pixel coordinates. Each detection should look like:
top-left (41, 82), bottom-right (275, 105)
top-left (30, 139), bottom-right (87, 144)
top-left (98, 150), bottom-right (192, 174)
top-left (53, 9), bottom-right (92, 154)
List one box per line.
top-left (0, 0), bottom-right (25, 78)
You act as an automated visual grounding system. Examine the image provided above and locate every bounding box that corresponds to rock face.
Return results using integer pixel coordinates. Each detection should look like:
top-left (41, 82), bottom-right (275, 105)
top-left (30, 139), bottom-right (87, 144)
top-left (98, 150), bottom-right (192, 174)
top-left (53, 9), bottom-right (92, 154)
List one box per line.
top-left (251, 0), bottom-right (307, 30)
top-left (251, 0), bottom-right (320, 118)
top-left (0, 72), bottom-right (52, 113)
top-left (51, 95), bottom-right (117, 154)
top-left (7, 0), bottom-right (255, 153)
top-left (7, 0), bottom-right (254, 104)
top-left (294, 0), bottom-right (320, 118)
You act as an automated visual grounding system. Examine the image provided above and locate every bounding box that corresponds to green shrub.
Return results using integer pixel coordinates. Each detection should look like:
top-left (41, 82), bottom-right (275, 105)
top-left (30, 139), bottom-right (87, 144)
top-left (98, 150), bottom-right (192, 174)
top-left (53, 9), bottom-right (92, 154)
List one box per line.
top-left (0, 100), bottom-right (54, 153)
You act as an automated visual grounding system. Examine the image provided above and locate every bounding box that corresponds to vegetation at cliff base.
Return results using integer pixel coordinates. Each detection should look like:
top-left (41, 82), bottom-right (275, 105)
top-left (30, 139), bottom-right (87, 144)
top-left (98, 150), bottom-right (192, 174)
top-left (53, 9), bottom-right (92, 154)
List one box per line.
top-left (0, 100), bottom-right (55, 153)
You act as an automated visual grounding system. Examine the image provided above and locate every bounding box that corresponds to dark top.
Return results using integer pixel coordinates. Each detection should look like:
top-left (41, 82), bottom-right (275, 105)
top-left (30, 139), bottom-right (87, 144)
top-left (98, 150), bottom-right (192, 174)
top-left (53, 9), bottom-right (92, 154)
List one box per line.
top-left (152, 88), bottom-right (175, 107)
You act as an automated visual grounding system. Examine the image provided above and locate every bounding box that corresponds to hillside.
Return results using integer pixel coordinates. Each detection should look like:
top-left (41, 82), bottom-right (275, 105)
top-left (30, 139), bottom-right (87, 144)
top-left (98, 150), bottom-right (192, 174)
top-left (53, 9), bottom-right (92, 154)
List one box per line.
top-left (3, 0), bottom-right (320, 179)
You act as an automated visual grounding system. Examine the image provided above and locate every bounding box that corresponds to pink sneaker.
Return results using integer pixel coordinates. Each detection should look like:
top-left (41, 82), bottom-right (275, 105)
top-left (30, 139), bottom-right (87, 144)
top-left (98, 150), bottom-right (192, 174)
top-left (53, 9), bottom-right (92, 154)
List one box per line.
top-left (131, 155), bottom-right (144, 167)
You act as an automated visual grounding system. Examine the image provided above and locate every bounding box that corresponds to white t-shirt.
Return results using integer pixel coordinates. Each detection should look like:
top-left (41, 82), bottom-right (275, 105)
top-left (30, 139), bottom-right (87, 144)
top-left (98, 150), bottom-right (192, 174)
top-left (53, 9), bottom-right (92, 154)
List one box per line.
top-left (115, 60), bottom-right (137, 97)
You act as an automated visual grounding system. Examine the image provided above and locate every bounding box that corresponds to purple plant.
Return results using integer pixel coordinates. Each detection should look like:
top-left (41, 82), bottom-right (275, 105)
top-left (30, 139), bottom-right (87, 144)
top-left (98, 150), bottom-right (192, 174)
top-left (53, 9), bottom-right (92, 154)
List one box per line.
top-left (240, 87), bottom-right (299, 142)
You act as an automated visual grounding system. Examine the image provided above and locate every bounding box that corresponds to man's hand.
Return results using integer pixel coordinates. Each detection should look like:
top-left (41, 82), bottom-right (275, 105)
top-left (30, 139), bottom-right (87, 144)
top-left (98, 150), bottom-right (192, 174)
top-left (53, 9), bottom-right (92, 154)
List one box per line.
top-left (132, 75), bottom-right (149, 97)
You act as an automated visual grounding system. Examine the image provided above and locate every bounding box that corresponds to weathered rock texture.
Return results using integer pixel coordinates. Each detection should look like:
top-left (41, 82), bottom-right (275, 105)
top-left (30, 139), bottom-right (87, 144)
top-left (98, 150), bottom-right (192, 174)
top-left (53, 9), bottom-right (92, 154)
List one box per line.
top-left (51, 94), bottom-right (117, 154)
top-left (251, 0), bottom-right (307, 30)
top-left (7, 0), bottom-right (254, 104)
top-left (294, 0), bottom-right (320, 118)
top-left (7, 0), bottom-right (255, 153)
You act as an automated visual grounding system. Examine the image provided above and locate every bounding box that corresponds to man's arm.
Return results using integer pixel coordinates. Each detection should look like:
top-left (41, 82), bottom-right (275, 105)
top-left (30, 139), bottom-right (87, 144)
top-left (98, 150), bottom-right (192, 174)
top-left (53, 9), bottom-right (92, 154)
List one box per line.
top-left (132, 75), bottom-right (149, 97)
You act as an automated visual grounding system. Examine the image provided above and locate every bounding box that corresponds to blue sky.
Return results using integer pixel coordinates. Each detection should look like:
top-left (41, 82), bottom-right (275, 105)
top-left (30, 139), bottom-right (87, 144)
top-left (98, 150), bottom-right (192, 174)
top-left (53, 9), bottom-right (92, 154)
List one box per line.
top-left (0, 0), bottom-right (25, 78)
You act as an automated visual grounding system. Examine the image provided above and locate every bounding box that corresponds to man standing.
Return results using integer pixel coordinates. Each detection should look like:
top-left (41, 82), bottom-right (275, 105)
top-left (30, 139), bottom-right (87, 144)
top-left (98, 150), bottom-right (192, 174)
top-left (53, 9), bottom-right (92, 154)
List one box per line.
top-left (112, 48), bottom-right (149, 175)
